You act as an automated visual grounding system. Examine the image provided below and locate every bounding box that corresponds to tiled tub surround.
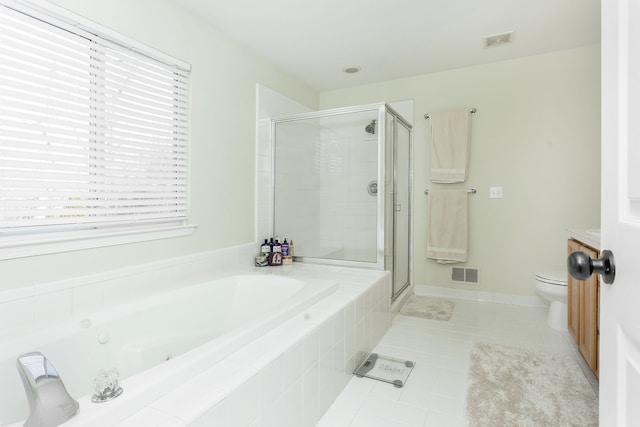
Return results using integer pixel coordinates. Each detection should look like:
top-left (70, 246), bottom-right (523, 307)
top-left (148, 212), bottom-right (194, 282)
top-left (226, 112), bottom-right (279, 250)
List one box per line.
top-left (0, 244), bottom-right (391, 426)
top-left (1, 273), bottom-right (338, 425)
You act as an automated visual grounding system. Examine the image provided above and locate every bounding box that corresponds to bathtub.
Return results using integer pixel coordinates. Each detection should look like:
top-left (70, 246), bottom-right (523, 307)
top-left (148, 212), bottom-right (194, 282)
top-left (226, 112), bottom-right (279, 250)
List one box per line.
top-left (0, 273), bottom-right (337, 426)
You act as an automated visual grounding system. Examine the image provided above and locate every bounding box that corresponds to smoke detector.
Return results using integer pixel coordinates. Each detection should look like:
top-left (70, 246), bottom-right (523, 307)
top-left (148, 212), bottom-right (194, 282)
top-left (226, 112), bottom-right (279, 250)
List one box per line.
top-left (483, 31), bottom-right (514, 48)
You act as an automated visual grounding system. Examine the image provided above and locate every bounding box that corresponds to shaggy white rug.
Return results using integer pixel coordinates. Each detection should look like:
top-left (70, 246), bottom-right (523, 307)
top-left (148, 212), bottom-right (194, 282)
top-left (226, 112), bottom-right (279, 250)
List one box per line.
top-left (465, 342), bottom-right (598, 427)
top-left (399, 295), bottom-right (454, 321)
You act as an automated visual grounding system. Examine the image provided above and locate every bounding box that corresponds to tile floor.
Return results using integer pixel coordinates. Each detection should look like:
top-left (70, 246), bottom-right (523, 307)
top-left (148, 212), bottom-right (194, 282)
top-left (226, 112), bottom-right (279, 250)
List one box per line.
top-left (317, 297), bottom-right (598, 427)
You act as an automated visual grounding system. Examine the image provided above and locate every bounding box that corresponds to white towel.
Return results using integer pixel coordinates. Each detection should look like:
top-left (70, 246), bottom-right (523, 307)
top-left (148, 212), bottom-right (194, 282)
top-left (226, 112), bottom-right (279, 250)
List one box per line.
top-left (426, 189), bottom-right (468, 264)
top-left (430, 109), bottom-right (472, 183)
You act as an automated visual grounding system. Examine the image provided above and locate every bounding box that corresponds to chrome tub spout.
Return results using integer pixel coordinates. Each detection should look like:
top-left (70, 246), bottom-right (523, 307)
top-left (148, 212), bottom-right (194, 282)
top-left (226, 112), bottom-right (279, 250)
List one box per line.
top-left (16, 352), bottom-right (79, 427)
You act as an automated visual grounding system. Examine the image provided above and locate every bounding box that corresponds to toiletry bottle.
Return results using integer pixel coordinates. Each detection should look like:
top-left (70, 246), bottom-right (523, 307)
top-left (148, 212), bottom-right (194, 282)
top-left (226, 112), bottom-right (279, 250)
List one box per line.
top-left (260, 239), bottom-right (270, 256)
top-left (268, 237), bottom-right (275, 252)
top-left (289, 239), bottom-right (294, 258)
top-left (273, 239), bottom-right (282, 254)
top-left (282, 238), bottom-right (289, 256)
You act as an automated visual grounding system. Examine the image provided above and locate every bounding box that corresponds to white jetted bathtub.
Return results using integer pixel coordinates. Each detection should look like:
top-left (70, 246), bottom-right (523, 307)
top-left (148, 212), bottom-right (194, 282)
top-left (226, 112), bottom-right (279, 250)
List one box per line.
top-left (0, 273), bottom-right (337, 426)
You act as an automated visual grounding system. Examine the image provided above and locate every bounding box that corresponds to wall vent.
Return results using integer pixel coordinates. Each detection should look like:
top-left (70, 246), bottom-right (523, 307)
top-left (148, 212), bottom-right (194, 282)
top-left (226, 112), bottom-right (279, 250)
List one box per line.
top-left (451, 267), bottom-right (465, 282)
top-left (465, 268), bottom-right (479, 284)
top-left (484, 31), bottom-right (514, 48)
top-left (451, 267), bottom-right (479, 284)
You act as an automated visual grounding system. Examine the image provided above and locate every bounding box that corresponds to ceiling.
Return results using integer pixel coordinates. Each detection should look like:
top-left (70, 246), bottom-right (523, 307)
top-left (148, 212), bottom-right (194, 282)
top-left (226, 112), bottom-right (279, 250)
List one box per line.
top-left (173, 0), bottom-right (601, 91)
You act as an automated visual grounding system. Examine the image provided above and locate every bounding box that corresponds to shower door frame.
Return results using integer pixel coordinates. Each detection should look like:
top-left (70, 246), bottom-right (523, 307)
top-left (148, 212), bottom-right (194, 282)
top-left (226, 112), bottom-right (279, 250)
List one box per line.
top-left (270, 103), bottom-right (387, 270)
top-left (270, 103), bottom-right (412, 284)
top-left (387, 105), bottom-right (413, 301)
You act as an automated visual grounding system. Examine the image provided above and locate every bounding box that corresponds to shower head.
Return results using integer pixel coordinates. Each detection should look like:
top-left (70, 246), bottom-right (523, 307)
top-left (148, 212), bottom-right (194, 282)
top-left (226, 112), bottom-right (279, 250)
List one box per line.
top-left (365, 119), bottom-right (376, 135)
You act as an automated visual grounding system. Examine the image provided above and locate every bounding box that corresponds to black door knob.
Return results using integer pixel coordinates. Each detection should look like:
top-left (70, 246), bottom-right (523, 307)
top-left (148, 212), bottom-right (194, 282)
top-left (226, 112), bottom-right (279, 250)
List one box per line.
top-left (567, 249), bottom-right (616, 284)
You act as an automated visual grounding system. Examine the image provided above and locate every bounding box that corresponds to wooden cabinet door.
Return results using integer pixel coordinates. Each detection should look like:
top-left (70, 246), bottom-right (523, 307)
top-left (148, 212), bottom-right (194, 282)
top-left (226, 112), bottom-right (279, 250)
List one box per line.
top-left (579, 244), bottom-right (600, 375)
top-left (567, 239), bottom-right (581, 341)
top-left (567, 239), bottom-right (600, 376)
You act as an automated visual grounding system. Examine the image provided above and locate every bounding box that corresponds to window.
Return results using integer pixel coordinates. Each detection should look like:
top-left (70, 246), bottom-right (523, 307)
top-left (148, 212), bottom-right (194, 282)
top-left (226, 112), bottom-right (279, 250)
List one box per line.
top-left (0, 1), bottom-right (193, 259)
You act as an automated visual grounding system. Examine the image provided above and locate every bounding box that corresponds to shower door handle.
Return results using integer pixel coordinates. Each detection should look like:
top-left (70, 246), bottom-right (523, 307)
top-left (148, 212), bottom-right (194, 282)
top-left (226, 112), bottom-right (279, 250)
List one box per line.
top-left (395, 204), bottom-right (401, 212)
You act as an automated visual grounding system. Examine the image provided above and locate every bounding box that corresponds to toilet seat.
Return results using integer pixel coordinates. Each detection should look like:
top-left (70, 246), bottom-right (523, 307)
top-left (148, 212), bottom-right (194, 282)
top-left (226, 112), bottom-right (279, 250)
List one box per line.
top-left (535, 272), bottom-right (567, 286)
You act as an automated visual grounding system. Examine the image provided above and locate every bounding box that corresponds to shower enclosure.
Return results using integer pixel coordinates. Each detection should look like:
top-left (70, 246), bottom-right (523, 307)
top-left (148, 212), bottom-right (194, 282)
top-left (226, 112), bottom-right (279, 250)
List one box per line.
top-left (271, 103), bottom-right (412, 301)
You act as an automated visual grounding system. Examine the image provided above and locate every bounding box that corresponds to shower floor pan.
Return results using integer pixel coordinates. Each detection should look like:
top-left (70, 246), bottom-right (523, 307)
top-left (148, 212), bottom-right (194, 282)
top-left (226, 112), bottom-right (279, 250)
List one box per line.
top-left (354, 353), bottom-right (414, 388)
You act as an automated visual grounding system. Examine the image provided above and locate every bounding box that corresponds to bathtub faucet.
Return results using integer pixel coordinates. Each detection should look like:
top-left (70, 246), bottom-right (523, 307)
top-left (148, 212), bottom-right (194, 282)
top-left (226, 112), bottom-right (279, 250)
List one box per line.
top-left (16, 352), bottom-right (79, 427)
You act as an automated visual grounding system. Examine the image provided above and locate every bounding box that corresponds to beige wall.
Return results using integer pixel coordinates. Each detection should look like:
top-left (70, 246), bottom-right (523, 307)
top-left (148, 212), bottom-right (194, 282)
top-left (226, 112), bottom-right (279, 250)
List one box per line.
top-left (2, 1), bottom-right (600, 299)
top-left (2, 0), bottom-right (318, 290)
top-left (320, 46), bottom-right (601, 296)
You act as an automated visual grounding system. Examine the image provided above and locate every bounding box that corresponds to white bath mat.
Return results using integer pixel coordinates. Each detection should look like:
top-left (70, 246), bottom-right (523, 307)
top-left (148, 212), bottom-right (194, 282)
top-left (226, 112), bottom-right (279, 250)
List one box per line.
top-left (465, 342), bottom-right (598, 427)
top-left (399, 295), bottom-right (454, 321)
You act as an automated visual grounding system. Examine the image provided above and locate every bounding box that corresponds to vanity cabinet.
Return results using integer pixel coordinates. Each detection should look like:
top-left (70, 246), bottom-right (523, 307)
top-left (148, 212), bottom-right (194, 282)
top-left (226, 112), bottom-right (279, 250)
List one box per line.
top-left (567, 238), bottom-right (600, 376)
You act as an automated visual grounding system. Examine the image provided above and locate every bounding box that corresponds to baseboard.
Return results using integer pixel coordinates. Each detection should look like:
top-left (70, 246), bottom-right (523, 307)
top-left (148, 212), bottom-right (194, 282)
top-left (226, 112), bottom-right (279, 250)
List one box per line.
top-left (413, 284), bottom-right (547, 308)
top-left (391, 283), bottom-right (414, 315)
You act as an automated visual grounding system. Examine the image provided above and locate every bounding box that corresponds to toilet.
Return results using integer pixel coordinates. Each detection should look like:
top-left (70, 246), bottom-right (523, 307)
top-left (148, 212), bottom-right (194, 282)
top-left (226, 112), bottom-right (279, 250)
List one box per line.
top-left (535, 271), bottom-right (568, 331)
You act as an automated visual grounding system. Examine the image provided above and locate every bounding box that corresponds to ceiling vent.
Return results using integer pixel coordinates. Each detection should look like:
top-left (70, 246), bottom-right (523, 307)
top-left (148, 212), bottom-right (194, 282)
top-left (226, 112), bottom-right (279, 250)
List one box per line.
top-left (484, 32), bottom-right (514, 48)
top-left (342, 65), bottom-right (362, 74)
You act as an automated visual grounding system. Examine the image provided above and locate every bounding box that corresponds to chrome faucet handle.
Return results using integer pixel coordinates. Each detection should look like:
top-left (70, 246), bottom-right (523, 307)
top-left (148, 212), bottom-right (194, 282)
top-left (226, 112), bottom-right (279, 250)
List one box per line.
top-left (16, 352), bottom-right (79, 427)
top-left (92, 367), bottom-right (123, 403)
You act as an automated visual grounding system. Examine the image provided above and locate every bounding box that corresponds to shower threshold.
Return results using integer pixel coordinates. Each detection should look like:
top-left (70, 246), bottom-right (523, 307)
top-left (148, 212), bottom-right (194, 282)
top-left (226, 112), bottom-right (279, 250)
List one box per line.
top-left (354, 353), bottom-right (414, 388)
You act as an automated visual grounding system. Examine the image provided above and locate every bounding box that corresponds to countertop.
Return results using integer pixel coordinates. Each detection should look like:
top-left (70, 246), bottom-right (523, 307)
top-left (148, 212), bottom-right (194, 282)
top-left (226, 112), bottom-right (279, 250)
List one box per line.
top-left (569, 228), bottom-right (601, 250)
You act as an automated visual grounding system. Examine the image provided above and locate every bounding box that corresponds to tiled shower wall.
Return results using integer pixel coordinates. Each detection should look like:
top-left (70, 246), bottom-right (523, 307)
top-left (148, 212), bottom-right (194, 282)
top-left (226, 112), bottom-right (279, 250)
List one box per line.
top-left (264, 103), bottom-right (380, 262)
top-left (273, 122), bottom-right (323, 253)
top-left (258, 92), bottom-right (415, 265)
top-left (316, 117), bottom-right (378, 262)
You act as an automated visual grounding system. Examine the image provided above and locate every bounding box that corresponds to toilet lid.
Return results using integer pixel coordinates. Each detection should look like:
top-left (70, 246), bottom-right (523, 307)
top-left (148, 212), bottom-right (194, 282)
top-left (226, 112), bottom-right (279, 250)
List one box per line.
top-left (536, 272), bottom-right (568, 286)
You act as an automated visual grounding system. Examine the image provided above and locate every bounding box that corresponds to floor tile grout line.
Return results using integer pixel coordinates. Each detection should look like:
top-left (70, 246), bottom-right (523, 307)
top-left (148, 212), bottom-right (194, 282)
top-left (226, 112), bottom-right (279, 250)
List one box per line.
top-left (320, 297), bottom-right (595, 427)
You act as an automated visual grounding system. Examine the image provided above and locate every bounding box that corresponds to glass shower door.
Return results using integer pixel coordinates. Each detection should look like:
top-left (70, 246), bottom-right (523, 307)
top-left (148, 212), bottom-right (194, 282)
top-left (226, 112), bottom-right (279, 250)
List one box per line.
top-left (393, 119), bottom-right (411, 299)
top-left (384, 109), bottom-right (412, 300)
top-left (271, 103), bottom-right (412, 299)
top-left (272, 107), bottom-right (382, 267)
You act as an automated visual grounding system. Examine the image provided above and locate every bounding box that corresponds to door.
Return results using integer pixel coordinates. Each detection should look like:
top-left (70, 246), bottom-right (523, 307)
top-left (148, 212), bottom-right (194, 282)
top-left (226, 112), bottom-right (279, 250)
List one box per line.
top-left (272, 107), bottom-right (383, 268)
top-left (600, 0), bottom-right (640, 425)
top-left (384, 109), bottom-right (412, 301)
top-left (393, 118), bottom-right (411, 299)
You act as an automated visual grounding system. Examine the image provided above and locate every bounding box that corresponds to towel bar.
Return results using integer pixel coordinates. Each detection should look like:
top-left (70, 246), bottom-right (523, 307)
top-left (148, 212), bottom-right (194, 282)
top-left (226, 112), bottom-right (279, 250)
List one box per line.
top-left (424, 188), bottom-right (477, 195)
top-left (424, 108), bottom-right (476, 120)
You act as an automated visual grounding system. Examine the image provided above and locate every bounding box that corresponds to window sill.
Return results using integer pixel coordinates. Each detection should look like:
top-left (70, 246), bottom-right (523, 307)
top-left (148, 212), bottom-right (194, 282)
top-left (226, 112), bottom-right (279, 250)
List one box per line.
top-left (0, 224), bottom-right (198, 261)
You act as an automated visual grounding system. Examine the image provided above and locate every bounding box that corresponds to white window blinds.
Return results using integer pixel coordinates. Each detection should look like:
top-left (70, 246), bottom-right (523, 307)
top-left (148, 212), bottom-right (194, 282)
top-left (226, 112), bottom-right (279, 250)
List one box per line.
top-left (0, 2), bottom-right (191, 234)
